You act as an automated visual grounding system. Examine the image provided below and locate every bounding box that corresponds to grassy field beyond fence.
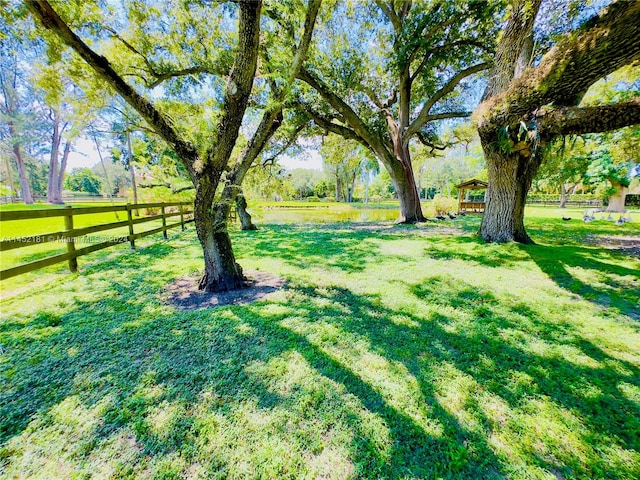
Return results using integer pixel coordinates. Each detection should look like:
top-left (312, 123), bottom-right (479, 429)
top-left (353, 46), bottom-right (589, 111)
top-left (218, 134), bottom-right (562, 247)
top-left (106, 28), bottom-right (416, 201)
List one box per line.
top-left (0, 202), bottom-right (193, 293)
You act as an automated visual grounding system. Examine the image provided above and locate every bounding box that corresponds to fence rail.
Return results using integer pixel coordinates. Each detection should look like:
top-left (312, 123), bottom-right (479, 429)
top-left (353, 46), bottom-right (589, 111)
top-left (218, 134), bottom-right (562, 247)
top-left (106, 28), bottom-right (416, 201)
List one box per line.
top-left (0, 202), bottom-right (194, 281)
top-left (0, 196), bottom-right (131, 204)
top-left (526, 198), bottom-right (603, 207)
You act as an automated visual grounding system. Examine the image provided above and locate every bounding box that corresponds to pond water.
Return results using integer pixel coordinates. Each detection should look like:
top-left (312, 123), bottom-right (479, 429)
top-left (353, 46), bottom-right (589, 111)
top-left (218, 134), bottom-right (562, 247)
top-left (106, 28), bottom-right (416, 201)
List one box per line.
top-left (251, 206), bottom-right (400, 224)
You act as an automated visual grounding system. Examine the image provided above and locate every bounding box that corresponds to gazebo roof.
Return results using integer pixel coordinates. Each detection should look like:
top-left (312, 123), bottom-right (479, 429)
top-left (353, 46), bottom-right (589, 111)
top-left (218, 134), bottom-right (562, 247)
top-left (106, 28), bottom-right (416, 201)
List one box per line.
top-left (455, 179), bottom-right (488, 190)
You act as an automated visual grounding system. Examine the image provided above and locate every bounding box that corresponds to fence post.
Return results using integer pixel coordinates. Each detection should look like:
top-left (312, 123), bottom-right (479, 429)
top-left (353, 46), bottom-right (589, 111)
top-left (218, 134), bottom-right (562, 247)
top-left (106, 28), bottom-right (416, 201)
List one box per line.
top-left (161, 204), bottom-right (168, 239)
top-left (64, 206), bottom-right (78, 273)
top-left (179, 203), bottom-right (185, 231)
top-left (127, 204), bottom-right (135, 249)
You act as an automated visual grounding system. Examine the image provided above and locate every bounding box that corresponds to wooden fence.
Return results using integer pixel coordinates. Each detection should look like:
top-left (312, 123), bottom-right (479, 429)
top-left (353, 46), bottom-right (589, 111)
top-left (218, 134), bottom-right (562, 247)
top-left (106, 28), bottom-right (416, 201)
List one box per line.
top-left (0, 202), bottom-right (194, 281)
top-left (0, 196), bottom-right (131, 204)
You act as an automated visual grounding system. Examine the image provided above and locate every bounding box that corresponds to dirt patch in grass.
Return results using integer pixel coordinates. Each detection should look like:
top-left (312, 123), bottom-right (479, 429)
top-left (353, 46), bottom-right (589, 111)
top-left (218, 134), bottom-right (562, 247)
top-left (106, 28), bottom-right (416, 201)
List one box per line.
top-left (165, 270), bottom-right (286, 310)
top-left (586, 234), bottom-right (640, 259)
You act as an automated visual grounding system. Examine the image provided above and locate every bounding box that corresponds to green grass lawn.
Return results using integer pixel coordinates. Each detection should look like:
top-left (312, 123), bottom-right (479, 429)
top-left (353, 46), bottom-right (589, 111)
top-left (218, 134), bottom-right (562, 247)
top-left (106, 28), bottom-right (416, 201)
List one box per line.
top-left (0, 206), bottom-right (639, 479)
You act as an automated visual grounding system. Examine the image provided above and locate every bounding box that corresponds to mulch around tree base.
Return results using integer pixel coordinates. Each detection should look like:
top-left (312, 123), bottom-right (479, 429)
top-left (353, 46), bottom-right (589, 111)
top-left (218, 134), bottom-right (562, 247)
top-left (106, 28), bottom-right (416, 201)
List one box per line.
top-left (165, 270), bottom-right (286, 310)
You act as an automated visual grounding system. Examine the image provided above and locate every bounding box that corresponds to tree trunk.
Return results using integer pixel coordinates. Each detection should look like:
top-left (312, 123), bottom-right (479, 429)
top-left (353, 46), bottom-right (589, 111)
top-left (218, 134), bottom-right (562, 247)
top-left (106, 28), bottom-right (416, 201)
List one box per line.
top-left (50, 140), bottom-right (71, 204)
top-left (364, 170), bottom-right (369, 204)
top-left (7, 121), bottom-right (34, 204)
top-left (127, 130), bottom-right (139, 213)
top-left (389, 145), bottom-right (425, 223)
top-left (606, 182), bottom-right (628, 212)
top-left (47, 113), bottom-right (64, 204)
top-left (194, 182), bottom-right (245, 292)
top-left (236, 193), bottom-right (257, 230)
top-left (3, 154), bottom-right (18, 198)
top-left (12, 142), bottom-right (33, 204)
top-left (559, 183), bottom-right (567, 208)
top-left (479, 135), bottom-right (544, 244)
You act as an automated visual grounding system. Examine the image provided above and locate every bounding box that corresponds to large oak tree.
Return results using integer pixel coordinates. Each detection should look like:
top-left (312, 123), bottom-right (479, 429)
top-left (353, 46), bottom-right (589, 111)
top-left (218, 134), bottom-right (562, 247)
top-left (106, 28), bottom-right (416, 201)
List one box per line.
top-left (295, 0), bottom-right (501, 222)
top-left (475, 0), bottom-right (640, 243)
top-left (27, 0), bottom-right (320, 291)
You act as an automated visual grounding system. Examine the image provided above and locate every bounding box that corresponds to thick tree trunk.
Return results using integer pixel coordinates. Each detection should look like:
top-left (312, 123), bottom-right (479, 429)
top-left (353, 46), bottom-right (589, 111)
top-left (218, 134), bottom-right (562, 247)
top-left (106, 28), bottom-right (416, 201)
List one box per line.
top-left (236, 193), bottom-right (257, 230)
top-left (606, 182), bottom-right (628, 213)
top-left (194, 182), bottom-right (245, 292)
top-left (389, 146), bottom-right (425, 223)
top-left (479, 135), bottom-right (544, 244)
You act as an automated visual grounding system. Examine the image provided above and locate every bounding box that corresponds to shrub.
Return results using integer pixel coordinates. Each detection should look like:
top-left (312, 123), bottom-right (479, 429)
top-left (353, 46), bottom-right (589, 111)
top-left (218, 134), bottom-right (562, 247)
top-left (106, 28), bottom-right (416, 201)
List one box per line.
top-left (306, 196), bottom-right (320, 202)
top-left (370, 195), bottom-right (382, 204)
top-left (432, 194), bottom-right (457, 214)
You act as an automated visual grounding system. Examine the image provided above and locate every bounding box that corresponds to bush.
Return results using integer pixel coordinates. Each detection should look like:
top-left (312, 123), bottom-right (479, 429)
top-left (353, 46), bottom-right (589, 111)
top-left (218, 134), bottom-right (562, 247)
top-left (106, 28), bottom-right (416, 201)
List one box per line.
top-left (306, 196), bottom-right (320, 202)
top-left (432, 194), bottom-right (457, 214)
top-left (370, 195), bottom-right (382, 204)
top-left (322, 196), bottom-right (337, 203)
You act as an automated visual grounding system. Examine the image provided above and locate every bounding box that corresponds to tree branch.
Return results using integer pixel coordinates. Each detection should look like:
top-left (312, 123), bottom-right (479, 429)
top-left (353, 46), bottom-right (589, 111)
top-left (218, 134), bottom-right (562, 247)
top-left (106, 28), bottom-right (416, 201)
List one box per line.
top-left (204, 0), bottom-right (261, 171)
top-left (139, 182), bottom-right (195, 194)
top-left (425, 111), bottom-right (472, 122)
top-left (411, 40), bottom-right (489, 81)
top-left (212, 0), bottom-right (320, 224)
top-left (27, 0), bottom-right (198, 170)
top-left (375, 0), bottom-right (401, 31)
top-left (406, 62), bottom-right (489, 138)
top-left (297, 67), bottom-right (374, 144)
top-left (536, 97), bottom-right (640, 137)
top-left (147, 66), bottom-right (218, 88)
top-left (299, 103), bottom-right (363, 142)
top-left (359, 84), bottom-right (383, 108)
top-left (416, 131), bottom-right (448, 152)
top-left (482, 0), bottom-right (543, 100)
top-left (479, 1), bottom-right (640, 130)
top-left (261, 121), bottom-right (308, 166)
top-left (227, 0), bottom-right (321, 183)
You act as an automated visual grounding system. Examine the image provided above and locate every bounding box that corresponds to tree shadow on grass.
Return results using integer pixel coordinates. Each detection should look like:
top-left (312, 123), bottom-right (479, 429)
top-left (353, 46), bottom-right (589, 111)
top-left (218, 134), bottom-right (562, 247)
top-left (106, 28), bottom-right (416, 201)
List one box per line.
top-left (419, 233), bottom-right (639, 321)
top-left (423, 236), bottom-right (529, 268)
top-left (0, 234), bottom-right (503, 478)
top-left (234, 224), bottom-right (404, 273)
top-left (2, 227), bottom-right (639, 479)
top-left (525, 244), bottom-right (640, 320)
top-left (288, 282), bottom-right (639, 479)
top-left (1, 272), bottom-right (504, 477)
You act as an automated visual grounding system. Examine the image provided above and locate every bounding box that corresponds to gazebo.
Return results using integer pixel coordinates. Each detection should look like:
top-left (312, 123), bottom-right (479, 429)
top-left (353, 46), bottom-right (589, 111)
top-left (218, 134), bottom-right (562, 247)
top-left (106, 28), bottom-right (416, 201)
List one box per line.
top-left (455, 179), bottom-right (488, 214)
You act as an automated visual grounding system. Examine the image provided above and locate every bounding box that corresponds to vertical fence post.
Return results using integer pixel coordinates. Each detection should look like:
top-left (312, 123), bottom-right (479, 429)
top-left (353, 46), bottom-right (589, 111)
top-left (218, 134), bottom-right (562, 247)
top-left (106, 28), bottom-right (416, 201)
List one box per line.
top-left (161, 204), bottom-right (168, 239)
top-left (127, 204), bottom-right (135, 249)
top-left (64, 206), bottom-right (78, 273)
top-left (179, 203), bottom-right (185, 231)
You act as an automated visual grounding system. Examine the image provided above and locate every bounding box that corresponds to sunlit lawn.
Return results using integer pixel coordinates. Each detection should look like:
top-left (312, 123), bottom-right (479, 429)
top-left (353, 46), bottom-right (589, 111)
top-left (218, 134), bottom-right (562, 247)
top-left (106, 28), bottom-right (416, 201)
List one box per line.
top-left (0, 205), bottom-right (639, 479)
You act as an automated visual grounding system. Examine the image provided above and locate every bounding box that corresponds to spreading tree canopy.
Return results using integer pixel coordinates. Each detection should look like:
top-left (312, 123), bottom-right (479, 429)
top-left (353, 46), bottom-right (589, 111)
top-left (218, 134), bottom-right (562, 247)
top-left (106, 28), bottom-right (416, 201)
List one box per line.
top-left (26, 0), bottom-right (321, 291)
top-left (295, 0), bottom-right (502, 222)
